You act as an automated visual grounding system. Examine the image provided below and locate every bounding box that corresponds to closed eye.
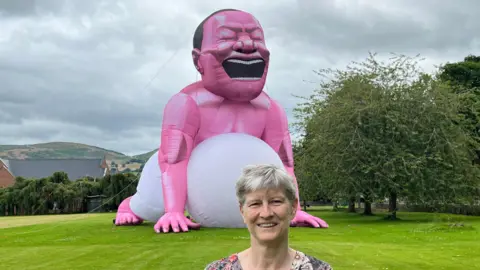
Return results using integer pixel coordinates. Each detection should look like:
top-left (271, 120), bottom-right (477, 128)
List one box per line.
top-left (218, 29), bottom-right (237, 40)
top-left (250, 30), bottom-right (264, 40)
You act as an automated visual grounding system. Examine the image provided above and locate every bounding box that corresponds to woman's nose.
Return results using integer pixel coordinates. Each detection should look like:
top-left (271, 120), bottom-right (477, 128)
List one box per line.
top-left (259, 204), bottom-right (274, 218)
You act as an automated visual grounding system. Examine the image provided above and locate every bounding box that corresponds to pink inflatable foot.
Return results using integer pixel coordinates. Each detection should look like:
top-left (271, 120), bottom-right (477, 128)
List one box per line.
top-left (290, 210), bottom-right (329, 228)
top-left (114, 196), bottom-right (143, 226)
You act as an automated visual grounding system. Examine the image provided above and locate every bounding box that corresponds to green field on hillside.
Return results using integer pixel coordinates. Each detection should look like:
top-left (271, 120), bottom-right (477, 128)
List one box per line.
top-left (0, 142), bottom-right (131, 160)
top-left (0, 209), bottom-right (479, 269)
top-left (0, 142), bottom-right (155, 168)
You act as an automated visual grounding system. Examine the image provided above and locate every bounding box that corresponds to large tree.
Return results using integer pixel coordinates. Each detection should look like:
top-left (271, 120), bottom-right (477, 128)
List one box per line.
top-left (438, 55), bottom-right (480, 164)
top-left (294, 53), bottom-right (480, 219)
top-left (293, 140), bottom-right (326, 211)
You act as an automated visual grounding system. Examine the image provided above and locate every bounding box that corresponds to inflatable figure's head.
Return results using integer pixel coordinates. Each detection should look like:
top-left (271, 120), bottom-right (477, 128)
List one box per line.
top-left (192, 9), bottom-right (270, 102)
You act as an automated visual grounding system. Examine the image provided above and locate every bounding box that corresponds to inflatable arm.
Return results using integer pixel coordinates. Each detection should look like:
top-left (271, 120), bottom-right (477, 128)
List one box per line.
top-left (263, 100), bottom-right (329, 228)
top-left (262, 101), bottom-right (298, 201)
top-left (155, 93), bottom-right (201, 233)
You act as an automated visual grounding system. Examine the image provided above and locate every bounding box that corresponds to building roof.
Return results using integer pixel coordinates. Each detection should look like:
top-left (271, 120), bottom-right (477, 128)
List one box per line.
top-left (5, 159), bottom-right (106, 180)
top-left (0, 158), bottom-right (12, 175)
top-left (0, 158), bottom-right (8, 166)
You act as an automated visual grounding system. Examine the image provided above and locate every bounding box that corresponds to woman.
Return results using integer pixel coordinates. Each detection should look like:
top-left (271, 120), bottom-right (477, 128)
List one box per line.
top-left (205, 164), bottom-right (332, 270)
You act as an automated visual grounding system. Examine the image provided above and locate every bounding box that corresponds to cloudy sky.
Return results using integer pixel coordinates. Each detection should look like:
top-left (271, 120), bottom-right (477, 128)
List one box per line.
top-left (0, 0), bottom-right (478, 156)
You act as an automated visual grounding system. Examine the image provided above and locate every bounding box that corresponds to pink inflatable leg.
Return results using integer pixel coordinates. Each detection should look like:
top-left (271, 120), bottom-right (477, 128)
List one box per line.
top-left (114, 196), bottom-right (143, 226)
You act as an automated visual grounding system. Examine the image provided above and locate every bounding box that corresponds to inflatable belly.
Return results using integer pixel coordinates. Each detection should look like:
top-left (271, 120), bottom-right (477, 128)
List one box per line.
top-left (130, 133), bottom-right (283, 228)
top-left (186, 133), bottom-right (284, 228)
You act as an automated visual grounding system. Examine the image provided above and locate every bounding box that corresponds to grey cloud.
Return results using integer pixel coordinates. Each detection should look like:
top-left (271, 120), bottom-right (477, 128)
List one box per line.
top-left (0, 0), bottom-right (99, 18)
top-left (0, 0), bottom-right (37, 17)
top-left (0, 2), bottom-right (197, 139)
top-left (0, 0), bottom-right (478, 154)
top-left (264, 0), bottom-right (480, 57)
top-left (0, 47), bottom-right (173, 134)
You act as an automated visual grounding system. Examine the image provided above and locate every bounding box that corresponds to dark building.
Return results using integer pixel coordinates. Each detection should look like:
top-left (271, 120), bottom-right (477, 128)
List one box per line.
top-left (0, 158), bottom-right (109, 186)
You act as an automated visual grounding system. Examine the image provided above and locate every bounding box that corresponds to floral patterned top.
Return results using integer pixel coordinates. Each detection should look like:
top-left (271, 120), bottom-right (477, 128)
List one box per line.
top-left (204, 250), bottom-right (332, 270)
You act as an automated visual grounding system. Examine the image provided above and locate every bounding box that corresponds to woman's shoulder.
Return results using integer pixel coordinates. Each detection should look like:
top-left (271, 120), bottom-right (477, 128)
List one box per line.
top-left (294, 251), bottom-right (333, 270)
top-left (204, 254), bottom-right (241, 270)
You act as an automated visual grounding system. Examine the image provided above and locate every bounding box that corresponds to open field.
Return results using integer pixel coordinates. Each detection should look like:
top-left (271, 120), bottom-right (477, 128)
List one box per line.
top-left (0, 213), bottom-right (96, 229)
top-left (0, 209), bottom-right (479, 269)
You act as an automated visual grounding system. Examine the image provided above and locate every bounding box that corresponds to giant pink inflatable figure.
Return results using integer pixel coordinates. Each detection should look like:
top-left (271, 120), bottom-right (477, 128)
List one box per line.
top-left (115, 9), bottom-right (328, 232)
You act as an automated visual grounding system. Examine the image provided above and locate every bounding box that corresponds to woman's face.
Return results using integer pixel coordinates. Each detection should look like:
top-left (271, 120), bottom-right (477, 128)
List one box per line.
top-left (240, 187), bottom-right (297, 244)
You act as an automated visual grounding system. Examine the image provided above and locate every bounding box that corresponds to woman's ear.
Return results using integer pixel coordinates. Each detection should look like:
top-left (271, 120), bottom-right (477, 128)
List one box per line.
top-left (191, 48), bottom-right (203, 74)
top-left (239, 203), bottom-right (247, 224)
top-left (291, 199), bottom-right (298, 217)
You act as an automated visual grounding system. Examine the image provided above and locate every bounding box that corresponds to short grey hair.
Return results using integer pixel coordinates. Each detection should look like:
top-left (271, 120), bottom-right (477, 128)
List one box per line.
top-left (235, 164), bottom-right (297, 206)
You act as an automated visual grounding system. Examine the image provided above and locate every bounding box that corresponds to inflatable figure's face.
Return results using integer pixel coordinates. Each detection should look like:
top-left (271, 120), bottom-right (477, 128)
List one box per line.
top-left (193, 10), bottom-right (270, 101)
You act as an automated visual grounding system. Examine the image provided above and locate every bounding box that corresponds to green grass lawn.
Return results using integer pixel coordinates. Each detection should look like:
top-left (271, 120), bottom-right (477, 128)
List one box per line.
top-left (0, 208), bottom-right (479, 269)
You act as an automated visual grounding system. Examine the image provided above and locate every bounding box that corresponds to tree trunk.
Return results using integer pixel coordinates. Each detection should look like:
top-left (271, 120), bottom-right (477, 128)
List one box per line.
top-left (386, 191), bottom-right (398, 220)
top-left (348, 197), bottom-right (356, 212)
top-left (333, 201), bottom-right (339, 211)
top-left (303, 200), bottom-right (307, 211)
top-left (363, 201), bottom-right (373, 215)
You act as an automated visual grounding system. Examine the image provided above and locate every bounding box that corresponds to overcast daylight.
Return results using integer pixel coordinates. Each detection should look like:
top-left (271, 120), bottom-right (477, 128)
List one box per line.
top-left (0, 0), bottom-right (479, 156)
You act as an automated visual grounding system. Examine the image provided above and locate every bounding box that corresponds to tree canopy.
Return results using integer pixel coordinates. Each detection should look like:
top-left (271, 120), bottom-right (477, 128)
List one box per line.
top-left (293, 53), bottom-right (480, 218)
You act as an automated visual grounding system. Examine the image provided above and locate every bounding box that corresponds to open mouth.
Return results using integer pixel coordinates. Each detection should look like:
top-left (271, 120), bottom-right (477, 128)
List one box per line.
top-left (222, 58), bottom-right (265, 80)
top-left (257, 223), bottom-right (278, 228)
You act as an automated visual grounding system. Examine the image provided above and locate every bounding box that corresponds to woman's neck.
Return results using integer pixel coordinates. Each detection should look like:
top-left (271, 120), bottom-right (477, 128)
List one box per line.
top-left (240, 239), bottom-right (295, 270)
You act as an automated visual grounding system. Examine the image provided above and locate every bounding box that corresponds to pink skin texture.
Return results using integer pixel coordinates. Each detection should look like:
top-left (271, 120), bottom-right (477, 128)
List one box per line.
top-left (114, 9), bottom-right (329, 232)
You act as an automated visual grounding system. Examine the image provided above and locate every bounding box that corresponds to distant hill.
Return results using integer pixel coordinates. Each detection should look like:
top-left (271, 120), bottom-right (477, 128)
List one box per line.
top-left (0, 142), bottom-right (131, 161)
top-left (132, 149), bottom-right (157, 162)
top-left (0, 142), bottom-right (159, 173)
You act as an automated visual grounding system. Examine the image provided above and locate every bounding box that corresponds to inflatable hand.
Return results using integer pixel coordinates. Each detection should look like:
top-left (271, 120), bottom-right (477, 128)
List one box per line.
top-left (154, 212), bottom-right (201, 233)
top-left (291, 210), bottom-right (329, 228)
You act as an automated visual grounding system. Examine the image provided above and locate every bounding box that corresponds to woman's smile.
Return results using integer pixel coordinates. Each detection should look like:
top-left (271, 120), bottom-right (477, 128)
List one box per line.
top-left (257, 222), bottom-right (278, 228)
